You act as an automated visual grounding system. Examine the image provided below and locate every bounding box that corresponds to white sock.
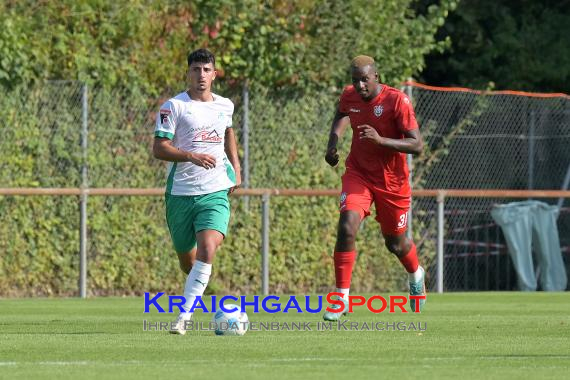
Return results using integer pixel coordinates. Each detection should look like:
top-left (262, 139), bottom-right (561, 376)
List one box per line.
top-left (336, 288), bottom-right (350, 301)
top-left (181, 260), bottom-right (212, 320)
top-left (408, 266), bottom-right (424, 283)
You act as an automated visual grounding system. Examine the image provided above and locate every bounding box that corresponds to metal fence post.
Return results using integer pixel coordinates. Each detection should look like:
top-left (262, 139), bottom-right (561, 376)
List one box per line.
top-left (528, 110), bottom-right (536, 193)
top-left (79, 83), bottom-right (88, 298)
top-left (405, 78), bottom-right (413, 240)
top-left (557, 163), bottom-right (570, 216)
top-left (261, 192), bottom-right (270, 295)
top-left (242, 81), bottom-right (250, 210)
top-left (436, 191), bottom-right (445, 293)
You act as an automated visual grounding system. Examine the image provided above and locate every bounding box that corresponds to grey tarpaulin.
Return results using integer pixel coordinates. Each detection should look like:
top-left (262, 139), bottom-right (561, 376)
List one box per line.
top-left (491, 201), bottom-right (567, 291)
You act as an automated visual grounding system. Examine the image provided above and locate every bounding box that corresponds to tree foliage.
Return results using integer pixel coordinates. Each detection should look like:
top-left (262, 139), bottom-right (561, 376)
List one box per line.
top-left (420, 0), bottom-right (570, 93)
top-left (0, 0), bottom-right (455, 93)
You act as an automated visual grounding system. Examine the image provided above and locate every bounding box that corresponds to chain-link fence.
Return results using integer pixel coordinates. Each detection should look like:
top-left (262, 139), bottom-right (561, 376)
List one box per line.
top-left (0, 81), bottom-right (569, 296)
top-left (409, 83), bottom-right (570, 291)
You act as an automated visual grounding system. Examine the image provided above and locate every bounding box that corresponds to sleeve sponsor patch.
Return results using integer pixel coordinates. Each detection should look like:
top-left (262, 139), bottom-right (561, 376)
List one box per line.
top-left (159, 109), bottom-right (171, 124)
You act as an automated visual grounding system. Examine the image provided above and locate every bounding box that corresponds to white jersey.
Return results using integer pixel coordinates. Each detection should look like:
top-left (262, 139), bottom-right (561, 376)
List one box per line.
top-left (155, 91), bottom-right (236, 196)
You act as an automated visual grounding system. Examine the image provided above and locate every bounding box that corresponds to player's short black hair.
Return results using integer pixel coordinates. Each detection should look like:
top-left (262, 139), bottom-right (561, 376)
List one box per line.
top-left (187, 49), bottom-right (216, 67)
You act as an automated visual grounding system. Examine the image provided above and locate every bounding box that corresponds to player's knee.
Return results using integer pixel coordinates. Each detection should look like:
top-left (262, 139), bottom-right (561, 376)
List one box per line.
top-left (199, 240), bottom-right (219, 256)
top-left (337, 221), bottom-right (357, 243)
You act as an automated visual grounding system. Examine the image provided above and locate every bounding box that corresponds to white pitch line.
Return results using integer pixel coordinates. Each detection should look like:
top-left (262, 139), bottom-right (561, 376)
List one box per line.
top-left (0, 360), bottom-right (150, 367)
top-left (481, 356), bottom-right (570, 360)
top-left (37, 361), bottom-right (90, 365)
top-left (269, 358), bottom-right (354, 362)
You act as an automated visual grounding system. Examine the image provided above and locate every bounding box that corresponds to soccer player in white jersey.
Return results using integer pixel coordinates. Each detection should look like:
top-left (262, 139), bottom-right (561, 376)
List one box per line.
top-left (153, 49), bottom-right (241, 335)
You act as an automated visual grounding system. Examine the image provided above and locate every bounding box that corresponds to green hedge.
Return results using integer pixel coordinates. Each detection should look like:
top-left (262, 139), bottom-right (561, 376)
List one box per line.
top-left (0, 84), bottom-right (434, 296)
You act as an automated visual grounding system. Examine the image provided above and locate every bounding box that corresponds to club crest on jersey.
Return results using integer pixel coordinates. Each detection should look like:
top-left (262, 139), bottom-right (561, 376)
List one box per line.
top-left (373, 105), bottom-right (383, 117)
top-left (339, 192), bottom-right (347, 210)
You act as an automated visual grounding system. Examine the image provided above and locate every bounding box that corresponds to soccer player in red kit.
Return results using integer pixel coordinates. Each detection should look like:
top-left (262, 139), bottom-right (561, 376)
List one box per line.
top-left (323, 55), bottom-right (426, 320)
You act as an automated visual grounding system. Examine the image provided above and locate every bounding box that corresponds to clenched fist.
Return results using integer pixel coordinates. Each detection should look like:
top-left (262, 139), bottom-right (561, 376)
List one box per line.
top-left (325, 147), bottom-right (339, 167)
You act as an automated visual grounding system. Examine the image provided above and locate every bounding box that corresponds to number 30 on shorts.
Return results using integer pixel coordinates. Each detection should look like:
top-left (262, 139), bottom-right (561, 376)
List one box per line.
top-left (397, 212), bottom-right (408, 229)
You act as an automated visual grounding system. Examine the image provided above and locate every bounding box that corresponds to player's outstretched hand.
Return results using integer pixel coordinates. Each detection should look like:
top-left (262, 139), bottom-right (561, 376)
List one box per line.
top-left (188, 153), bottom-right (217, 169)
top-left (325, 147), bottom-right (339, 167)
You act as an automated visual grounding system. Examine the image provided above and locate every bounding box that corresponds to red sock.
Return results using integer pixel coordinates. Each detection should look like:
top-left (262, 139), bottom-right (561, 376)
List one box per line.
top-left (334, 251), bottom-right (356, 288)
top-left (399, 243), bottom-right (419, 273)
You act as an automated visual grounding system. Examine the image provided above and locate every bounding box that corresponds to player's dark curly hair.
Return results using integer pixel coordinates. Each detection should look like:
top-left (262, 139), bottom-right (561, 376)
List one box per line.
top-left (187, 49), bottom-right (216, 67)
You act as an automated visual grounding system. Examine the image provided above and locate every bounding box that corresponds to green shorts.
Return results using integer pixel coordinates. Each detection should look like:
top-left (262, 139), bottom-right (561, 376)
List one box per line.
top-left (165, 190), bottom-right (231, 254)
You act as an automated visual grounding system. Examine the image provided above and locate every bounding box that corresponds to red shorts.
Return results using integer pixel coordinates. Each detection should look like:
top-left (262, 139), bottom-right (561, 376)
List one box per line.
top-left (339, 171), bottom-right (410, 235)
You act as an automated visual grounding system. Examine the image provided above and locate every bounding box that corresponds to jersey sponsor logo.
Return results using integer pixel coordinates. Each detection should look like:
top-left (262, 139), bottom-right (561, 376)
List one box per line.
top-left (349, 108), bottom-right (361, 113)
top-left (397, 212), bottom-right (408, 229)
top-left (193, 129), bottom-right (223, 144)
top-left (373, 105), bottom-right (383, 117)
top-left (159, 109), bottom-right (171, 124)
top-left (189, 125), bottom-right (210, 133)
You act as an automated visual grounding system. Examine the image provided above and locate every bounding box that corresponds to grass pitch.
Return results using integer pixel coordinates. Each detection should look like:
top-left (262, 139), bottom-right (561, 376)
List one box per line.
top-left (0, 292), bottom-right (569, 380)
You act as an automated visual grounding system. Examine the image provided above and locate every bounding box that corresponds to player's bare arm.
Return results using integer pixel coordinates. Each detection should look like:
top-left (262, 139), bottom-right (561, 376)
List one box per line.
top-left (224, 128), bottom-right (242, 193)
top-left (153, 137), bottom-right (216, 169)
top-left (357, 125), bottom-right (423, 155)
top-left (325, 107), bottom-right (350, 167)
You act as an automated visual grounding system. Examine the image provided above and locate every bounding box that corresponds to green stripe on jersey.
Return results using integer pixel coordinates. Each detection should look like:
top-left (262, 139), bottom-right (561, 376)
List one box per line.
top-left (155, 131), bottom-right (174, 139)
top-left (225, 161), bottom-right (236, 184)
top-left (166, 162), bottom-right (177, 195)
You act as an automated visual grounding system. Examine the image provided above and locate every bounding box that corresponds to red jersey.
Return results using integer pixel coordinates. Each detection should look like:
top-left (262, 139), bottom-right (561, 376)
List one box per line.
top-left (338, 84), bottom-right (419, 195)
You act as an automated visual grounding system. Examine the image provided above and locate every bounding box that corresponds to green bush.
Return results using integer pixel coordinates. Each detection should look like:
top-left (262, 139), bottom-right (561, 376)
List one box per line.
top-left (0, 84), bottom-right (433, 296)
